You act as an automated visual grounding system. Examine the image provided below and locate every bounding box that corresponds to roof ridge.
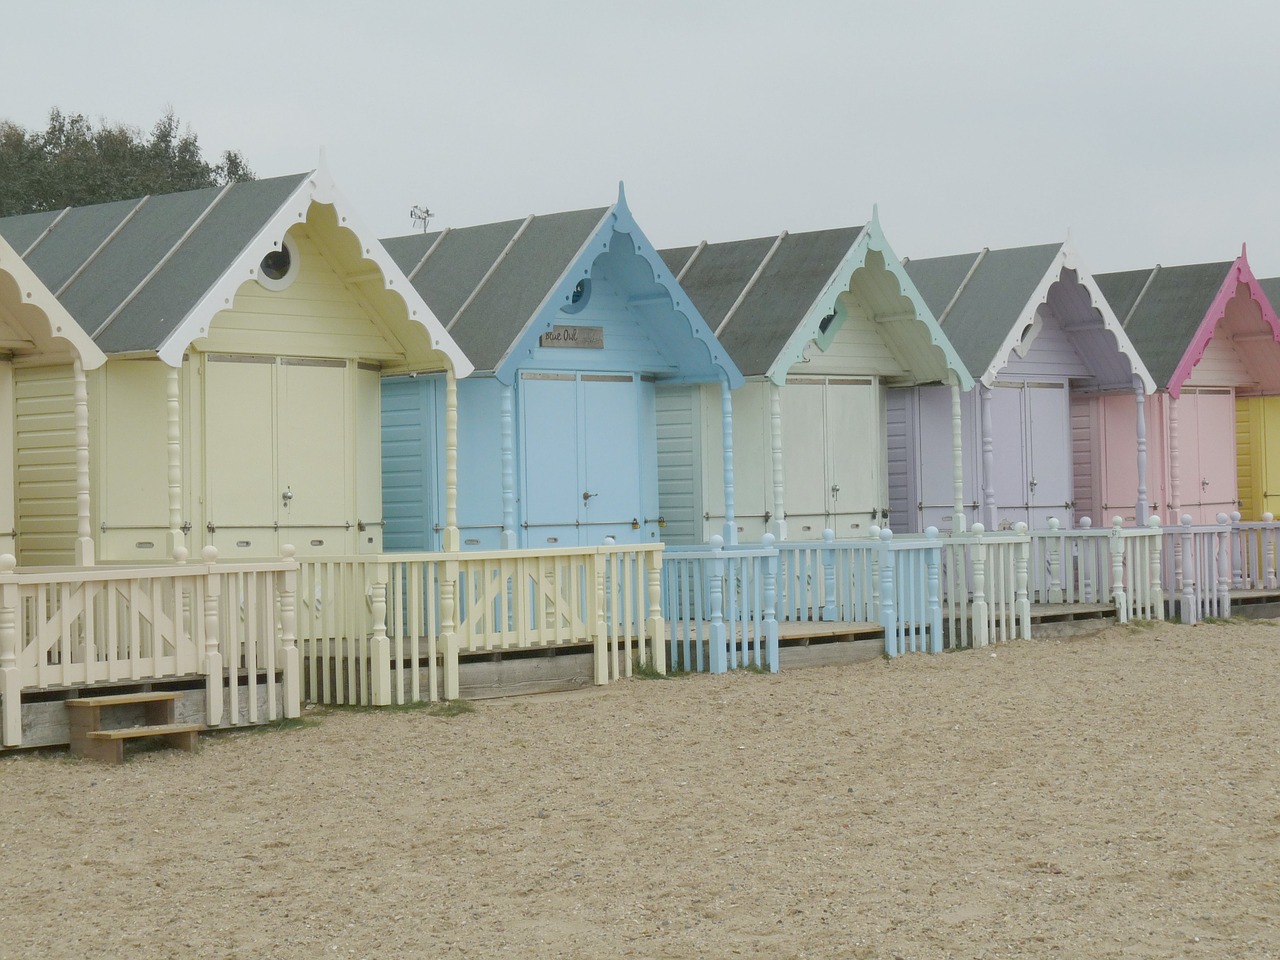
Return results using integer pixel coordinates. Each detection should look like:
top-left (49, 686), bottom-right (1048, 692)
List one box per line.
top-left (55, 196), bottom-right (150, 297)
top-left (1121, 264), bottom-right (1161, 330)
top-left (91, 183), bottom-right (234, 340)
top-left (715, 231), bottom-right (787, 336)
top-left (937, 248), bottom-right (988, 325)
top-left (407, 226), bottom-right (451, 283)
top-left (446, 214), bottom-right (534, 332)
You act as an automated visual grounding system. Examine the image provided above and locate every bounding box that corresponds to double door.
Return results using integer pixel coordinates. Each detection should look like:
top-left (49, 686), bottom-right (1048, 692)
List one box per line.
top-left (520, 372), bottom-right (653, 547)
top-left (1172, 388), bottom-right (1236, 523)
top-left (204, 354), bottom-right (371, 557)
top-left (781, 377), bottom-right (882, 537)
top-left (988, 380), bottom-right (1072, 529)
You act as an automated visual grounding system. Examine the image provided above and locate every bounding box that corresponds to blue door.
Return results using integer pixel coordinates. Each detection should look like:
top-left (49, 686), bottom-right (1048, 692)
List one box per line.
top-left (381, 375), bottom-right (443, 551)
top-left (519, 372), bottom-right (650, 547)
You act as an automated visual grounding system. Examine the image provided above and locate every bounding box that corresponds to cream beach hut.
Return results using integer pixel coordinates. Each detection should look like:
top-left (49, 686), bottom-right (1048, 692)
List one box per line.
top-left (657, 211), bottom-right (971, 544)
top-left (0, 164), bottom-right (472, 564)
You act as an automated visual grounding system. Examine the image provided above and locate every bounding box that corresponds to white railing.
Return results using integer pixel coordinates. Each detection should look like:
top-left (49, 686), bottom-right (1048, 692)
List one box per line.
top-left (1027, 516), bottom-right (1164, 622)
top-left (937, 523), bottom-right (1031, 648)
top-left (0, 547), bottom-right (300, 748)
top-left (1163, 514), bottom-right (1233, 624)
top-left (1231, 512), bottom-right (1278, 590)
top-left (297, 543), bottom-right (665, 706)
top-left (662, 537), bottom-right (779, 673)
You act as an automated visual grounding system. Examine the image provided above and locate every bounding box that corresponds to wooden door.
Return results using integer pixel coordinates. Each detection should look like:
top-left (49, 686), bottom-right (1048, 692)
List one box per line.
top-left (1026, 382), bottom-right (1072, 528)
top-left (204, 355), bottom-right (278, 557)
top-left (826, 378), bottom-right (880, 536)
top-left (1182, 389), bottom-right (1236, 521)
top-left (381, 375), bottom-right (441, 552)
top-left (278, 359), bottom-right (348, 553)
top-left (781, 379), bottom-right (829, 536)
top-left (989, 383), bottom-right (1028, 526)
top-left (1260, 397), bottom-right (1280, 517)
top-left (581, 375), bottom-right (644, 545)
top-left (520, 373), bottom-right (581, 547)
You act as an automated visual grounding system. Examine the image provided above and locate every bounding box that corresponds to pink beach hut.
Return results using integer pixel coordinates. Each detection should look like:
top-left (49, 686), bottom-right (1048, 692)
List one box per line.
top-left (1092, 251), bottom-right (1280, 523)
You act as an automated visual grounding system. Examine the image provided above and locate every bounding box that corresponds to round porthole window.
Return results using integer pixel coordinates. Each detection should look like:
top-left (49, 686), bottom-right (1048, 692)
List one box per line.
top-left (256, 237), bottom-right (299, 291)
top-left (562, 277), bottom-right (591, 315)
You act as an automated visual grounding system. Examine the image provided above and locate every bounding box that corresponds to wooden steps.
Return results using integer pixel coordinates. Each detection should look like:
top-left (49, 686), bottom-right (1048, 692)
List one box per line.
top-left (67, 692), bottom-right (204, 764)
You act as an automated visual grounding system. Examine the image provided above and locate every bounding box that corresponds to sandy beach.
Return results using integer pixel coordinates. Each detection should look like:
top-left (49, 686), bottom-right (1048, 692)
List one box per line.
top-left (1, 620), bottom-right (1277, 959)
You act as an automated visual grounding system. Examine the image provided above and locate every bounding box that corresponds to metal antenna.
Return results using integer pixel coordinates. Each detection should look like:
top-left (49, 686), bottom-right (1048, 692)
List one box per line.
top-left (409, 205), bottom-right (433, 233)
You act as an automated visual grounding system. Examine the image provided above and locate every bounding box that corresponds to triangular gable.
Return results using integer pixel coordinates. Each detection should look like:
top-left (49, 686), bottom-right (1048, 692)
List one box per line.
top-left (1105, 251), bottom-right (1280, 398)
top-left (0, 232), bottom-right (105, 368)
top-left (770, 209), bottom-right (972, 389)
top-left (0, 164), bottom-right (471, 376)
top-left (391, 186), bottom-right (740, 387)
top-left (907, 242), bottom-right (1154, 391)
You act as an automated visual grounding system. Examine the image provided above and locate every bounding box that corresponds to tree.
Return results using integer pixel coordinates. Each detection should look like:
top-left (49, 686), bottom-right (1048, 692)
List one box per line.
top-left (0, 108), bottom-right (255, 217)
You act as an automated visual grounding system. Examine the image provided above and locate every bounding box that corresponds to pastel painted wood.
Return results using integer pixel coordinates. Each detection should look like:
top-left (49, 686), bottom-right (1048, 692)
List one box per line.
top-left (381, 185), bottom-right (739, 550)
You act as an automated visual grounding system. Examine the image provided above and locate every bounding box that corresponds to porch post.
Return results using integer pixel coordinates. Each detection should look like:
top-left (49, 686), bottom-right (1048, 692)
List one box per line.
top-left (720, 375), bottom-right (736, 545)
top-left (951, 378), bottom-right (965, 533)
top-left (1134, 378), bottom-right (1148, 524)
top-left (1168, 394), bottom-right (1181, 521)
top-left (166, 365), bottom-right (185, 560)
top-left (980, 385), bottom-right (997, 530)
top-left (770, 382), bottom-right (787, 541)
top-left (442, 368), bottom-right (460, 553)
top-left (500, 381), bottom-right (517, 549)
top-left (0, 555), bottom-right (20, 746)
top-left (73, 359), bottom-right (94, 566)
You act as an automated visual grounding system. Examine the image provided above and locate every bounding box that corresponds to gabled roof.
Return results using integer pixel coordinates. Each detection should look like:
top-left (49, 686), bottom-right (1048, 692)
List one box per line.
top-left (0, 232), bottom-right (105, 368)
top-left (0, 164), bottom-right (471, 374)
top-left (660, 211), bottom-right (971, 387)
top-left (904, 241), bottom-right (1154, 391)
top-left (384, 185), bottom-right (740, 386)
top-left (1097, 253), bottom-right (1280, 396)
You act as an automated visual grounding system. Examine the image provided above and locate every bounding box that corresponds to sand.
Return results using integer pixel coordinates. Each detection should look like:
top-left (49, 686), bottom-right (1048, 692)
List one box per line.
top-left (1, 620), bottom-right (1278, 960)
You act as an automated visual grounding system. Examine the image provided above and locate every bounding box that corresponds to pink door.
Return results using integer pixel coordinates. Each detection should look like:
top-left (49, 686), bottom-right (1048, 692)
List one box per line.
top-left (1178, 390), bottom-right (1236, 523)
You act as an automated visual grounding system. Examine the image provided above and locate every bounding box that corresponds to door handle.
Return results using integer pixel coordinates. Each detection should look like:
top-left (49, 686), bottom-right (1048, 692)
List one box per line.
top-left (583, 491), bottom-right (598, 503)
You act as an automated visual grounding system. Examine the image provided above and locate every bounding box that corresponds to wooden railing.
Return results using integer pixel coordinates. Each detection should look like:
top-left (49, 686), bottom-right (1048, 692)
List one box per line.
top-left (0, 547), bottom-right (300, 748)
top-left (1027, 517), bottom-right (1165, 623)
top-left (296, 543), bottom-right (665, 706)
top-left (662, 537), bottom-right (780, 673)
top-left (1230, 512), bottom-right (1278, 590)
top-left (1163, 514), bottom-right (1233, 624)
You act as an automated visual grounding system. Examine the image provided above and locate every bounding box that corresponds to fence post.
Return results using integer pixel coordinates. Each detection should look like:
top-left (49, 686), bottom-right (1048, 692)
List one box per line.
top-left (1046, 517), bottom-right (1063, 603)
top-left (821, 528), bottom-right (837, 622)
top-left (0, 555), bottom-right (20, 747)
top-left (369, 562), bottom-right (392, 706)
top-left (761, 534), bottom-right (780, 672)
top-left (878, 528), bottom-right (898, 656)
top-left (707, 535), bottom-right (727, 673)
top-left (1109, 516), bottom-right (1128, 625)
top-left (592, 552), bottom-right (609, 684)
top-left (971, 523), bottom-right (989, 648)
top-left (440, 558), bottom-right (460, 701)
top-left (644, 547), bottom-right (666, 675)
top-left (1264, 513), bottom-right (1277, 590)
top-left (1147, 515), bottom-right (1165, 621)
top-left (1216, 513), bottom-right (1232, 619)
top-left (925, 528), bottom-right (942, 654)
top-left (1078, 516), bottom-right (1094, 602)
top-left (279, 545), bottom-right (300, 718)
top-left (1179, 515), bottom-right (1196, 625)
top-left (1014, 522), bottom-right (1032, 639)
top-left (1230, 511), bottom-right (1244, 589)
top-left (202, 545), bottom-right (224, 727)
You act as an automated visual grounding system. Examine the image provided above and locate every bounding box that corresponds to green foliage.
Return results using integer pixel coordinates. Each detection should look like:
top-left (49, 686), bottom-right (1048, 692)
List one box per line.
top-left (0, 108), bottom-right (254, 216)
top-left (631, 657), bottom-right (670, 680)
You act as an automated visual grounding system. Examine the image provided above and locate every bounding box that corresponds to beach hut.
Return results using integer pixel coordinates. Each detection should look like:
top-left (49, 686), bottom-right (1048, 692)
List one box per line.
top-left (1238, 276), bottom-right (1280, 518)
top-left (1094, 253), bottom-right (1280, 523)
top-left (657, 211), bottom-right (971, 543)
top-left (0, 163), bottom-right (471, 564)
top-left (380, 185), bottom-right (740, 551)
top-left (902, 242), bottom-right (1155, 531)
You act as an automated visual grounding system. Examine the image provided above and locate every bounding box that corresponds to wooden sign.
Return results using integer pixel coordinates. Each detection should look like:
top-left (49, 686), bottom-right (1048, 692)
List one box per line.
top-left (539, 325), bottom-right (604, 349)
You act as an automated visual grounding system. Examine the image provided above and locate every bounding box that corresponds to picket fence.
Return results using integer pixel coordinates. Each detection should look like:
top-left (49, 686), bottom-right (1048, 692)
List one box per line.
top-left (295, 543), bottom-right (664, 706)
top-left (0, 547), bottom-right (301, 748)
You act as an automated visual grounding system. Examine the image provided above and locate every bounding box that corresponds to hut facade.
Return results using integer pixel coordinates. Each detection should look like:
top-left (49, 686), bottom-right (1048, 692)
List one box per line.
top-left (901, 242), bottom-right (1154, 531)
top-left (1094, 253), bottom-right (1280, 523)
top-left (381, 186), bottom-right (740, 551)
top-left (657, 212), bottom-right (971, 543)
top-left (0, 164), bottom-right (471, 564)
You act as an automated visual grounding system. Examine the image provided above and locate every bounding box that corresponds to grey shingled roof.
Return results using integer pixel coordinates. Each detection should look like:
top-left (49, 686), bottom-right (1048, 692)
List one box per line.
top-left (0, 173), bottom-right (311, 353)
top-left (659, 227), bottom-right (863, 377)
top-left (903, 243), bottom-right (1062, 376)
top-left (384, 208), bottom-right (609, 372)
top-left (1260, 277), bottom-right (1280, 313)
top-left (1096, 261), bottom-right (1231, 388)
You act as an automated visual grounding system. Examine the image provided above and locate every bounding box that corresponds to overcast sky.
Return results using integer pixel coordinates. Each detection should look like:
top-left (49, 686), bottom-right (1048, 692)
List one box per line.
top-left (6, 1), bottom-right (1280, 277)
